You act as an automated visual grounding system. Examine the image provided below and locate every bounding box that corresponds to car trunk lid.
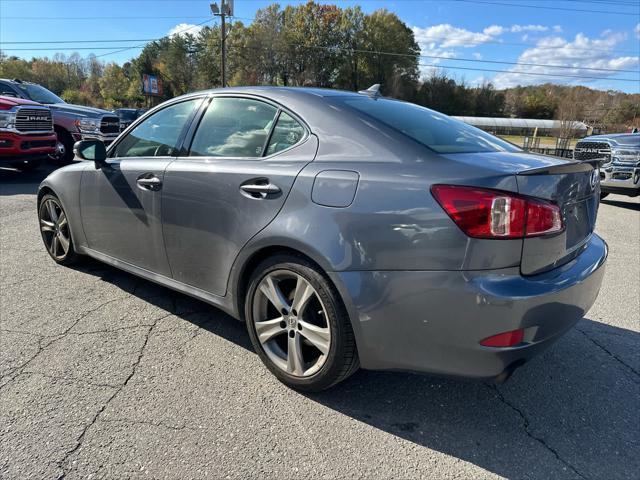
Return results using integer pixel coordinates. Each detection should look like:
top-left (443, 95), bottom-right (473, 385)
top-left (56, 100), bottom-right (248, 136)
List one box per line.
top-left (516, 158), bottom-right (599, 275)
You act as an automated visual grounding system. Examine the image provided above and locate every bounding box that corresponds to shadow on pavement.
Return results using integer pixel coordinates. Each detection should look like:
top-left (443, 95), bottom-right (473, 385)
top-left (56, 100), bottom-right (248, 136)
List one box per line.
top-left (0, 164), bottom-right (60, 196)
top-left (601, 198), bottom-right (640, 212)
top-left (72, 257), bottom-right (639, 480)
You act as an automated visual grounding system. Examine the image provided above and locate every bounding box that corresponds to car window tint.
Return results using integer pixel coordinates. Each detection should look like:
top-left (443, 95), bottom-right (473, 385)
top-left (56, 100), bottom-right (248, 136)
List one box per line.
top-left (0, 83), bottom-right (18, 96)
top-left (113, 99), bottom-right (200, 158)
top-left (190, 98), bottom-right (278, 157)
top-left (341, 98), bottom-right (521, 154)
top-left (266, 112), bottom-right (305, 156)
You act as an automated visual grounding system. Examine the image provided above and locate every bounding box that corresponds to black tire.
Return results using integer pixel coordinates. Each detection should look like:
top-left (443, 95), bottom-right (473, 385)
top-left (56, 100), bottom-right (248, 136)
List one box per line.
top-left (38, 193), bottom-right (80, 266)
top-left (245, 254), bottom-right (359, 391)
top-left (600, 192), bottom-right (609, 200)
top-left (50, 130), bottom-right (75, 166)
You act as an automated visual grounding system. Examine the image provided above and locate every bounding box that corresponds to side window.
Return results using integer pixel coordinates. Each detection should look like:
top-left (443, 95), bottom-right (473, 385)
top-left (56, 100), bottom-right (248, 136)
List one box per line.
top-left (266, 112), bottom-right (306, 156)
top-left (112, 99), bottom-right (200, 158)
top-left (0, 83), bottom-right (18, 97)
top-left (190, 98), bottom-right (277, 158)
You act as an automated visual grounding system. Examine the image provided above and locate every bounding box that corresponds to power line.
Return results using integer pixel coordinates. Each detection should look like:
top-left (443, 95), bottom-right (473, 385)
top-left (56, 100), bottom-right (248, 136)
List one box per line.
top-left (1, 16), bottom-right (212, 20)
top-left (449, 0), bottom-right (638, 15)
top-left (4, 32), bottom-right (637, 56)
top-left (4, 41), bottom-right (637, 75)
top-left (417, 62), bottom-right (638, 82)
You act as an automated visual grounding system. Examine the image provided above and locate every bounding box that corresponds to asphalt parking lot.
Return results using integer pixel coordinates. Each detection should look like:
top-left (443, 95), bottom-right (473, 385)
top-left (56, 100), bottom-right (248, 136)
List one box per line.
top-left (1, 164), bottom-right (638, 480)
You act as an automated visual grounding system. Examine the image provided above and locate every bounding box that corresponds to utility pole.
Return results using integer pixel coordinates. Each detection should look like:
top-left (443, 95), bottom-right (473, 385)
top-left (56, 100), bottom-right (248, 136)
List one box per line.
top-left (210, 0), bottom-right (233, 88)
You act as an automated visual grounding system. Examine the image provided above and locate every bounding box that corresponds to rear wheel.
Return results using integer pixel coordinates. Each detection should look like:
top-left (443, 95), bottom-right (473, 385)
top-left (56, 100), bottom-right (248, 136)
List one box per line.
top-left (38, 193), bottom-right (79, 265)
top-left (245, 254), bottom-right (359, 391)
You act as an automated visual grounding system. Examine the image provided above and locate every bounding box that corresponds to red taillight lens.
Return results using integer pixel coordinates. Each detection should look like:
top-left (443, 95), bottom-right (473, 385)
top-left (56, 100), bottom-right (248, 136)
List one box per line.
top-left (480, 328), bottom-right (524, 347)
top-left (431, 185), bottom-right (563, 239)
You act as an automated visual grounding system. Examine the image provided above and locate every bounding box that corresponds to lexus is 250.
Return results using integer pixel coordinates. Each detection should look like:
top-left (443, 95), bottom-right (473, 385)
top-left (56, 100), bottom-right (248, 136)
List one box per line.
top-left (38, 86), bottom-right (607, 391)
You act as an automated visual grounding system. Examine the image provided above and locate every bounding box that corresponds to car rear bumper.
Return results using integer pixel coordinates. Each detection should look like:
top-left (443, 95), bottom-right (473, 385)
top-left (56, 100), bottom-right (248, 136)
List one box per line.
top-left (330, 234), bottom-right (607, 379)
top-left (601, 164), bottom-right (640, 196)
top-left (0, 132), bottom-right (57, 162)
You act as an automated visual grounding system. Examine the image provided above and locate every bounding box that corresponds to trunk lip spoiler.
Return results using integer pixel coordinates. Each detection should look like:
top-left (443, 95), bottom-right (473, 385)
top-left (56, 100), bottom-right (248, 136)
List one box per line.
top-left (517, 159), bottom-right (598, 176)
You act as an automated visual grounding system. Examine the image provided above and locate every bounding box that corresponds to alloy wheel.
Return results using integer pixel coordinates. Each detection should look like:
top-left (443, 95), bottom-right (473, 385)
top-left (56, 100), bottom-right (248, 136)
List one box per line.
top-left (39, 198), bottom-right (71, 260)
top-left (252, 270), bottom-right (331, 377)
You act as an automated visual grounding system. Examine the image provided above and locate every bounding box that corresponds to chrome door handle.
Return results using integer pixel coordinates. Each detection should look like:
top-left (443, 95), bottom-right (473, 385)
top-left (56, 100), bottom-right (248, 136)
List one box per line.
top-left (136, 175), bottom-right (162, 191)
top-left (240, 183), bottom-right (281, 197)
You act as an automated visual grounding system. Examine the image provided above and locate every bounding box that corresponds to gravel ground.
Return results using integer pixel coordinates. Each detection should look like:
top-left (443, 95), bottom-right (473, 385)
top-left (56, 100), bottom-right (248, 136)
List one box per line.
top-left (1, 165), bottom-right (638, 480)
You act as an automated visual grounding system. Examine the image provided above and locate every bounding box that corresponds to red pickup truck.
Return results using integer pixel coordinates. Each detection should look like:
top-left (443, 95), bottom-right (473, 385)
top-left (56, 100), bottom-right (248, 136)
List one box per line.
top-left (0, 95), bottom-right (57, 171)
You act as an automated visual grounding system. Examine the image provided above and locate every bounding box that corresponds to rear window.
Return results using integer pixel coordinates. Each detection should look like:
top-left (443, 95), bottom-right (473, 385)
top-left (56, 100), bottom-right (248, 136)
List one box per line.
top-left (340, 97), bottom-right (520, 154)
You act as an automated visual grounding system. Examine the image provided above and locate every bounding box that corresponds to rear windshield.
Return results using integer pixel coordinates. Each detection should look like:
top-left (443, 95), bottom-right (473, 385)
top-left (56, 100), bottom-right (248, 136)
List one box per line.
top-left (340, 97), bottom-right (521, 154)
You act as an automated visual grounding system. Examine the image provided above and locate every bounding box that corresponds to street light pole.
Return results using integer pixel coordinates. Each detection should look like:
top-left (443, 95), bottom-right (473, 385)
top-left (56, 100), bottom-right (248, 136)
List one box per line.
top-left (211, 0), bottom-right (233, 88)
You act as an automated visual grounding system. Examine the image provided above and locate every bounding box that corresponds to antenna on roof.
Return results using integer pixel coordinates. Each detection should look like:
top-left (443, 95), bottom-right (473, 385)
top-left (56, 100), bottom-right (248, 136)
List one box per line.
top-left (358, 84), bottom-right (381, 99)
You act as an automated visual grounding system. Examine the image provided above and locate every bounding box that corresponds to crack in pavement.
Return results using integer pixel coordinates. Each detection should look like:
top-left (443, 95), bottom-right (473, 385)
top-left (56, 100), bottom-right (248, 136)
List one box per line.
top-left (487, 384), bottom-right (587, 480)
top-left (0, 296), bottom-right (128, 392)
top-left (56, 311), bottom-right (172, 479)
top-left (575, 327), bottom-right (640, 379)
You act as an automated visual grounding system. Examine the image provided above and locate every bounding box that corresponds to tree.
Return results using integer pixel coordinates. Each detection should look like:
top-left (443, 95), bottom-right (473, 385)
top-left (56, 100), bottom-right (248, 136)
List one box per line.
top-left (99, 64), bottom-right (131, 109)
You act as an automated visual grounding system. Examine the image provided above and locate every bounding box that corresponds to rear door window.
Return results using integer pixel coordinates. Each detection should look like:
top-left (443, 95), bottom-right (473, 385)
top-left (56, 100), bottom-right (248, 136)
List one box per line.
top-left (190, 98), bottom-right (278, 158)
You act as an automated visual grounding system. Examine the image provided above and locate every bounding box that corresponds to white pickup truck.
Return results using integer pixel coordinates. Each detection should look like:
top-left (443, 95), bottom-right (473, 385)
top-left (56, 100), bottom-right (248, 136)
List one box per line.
top-left (574, 133), bottom-right (640, 199)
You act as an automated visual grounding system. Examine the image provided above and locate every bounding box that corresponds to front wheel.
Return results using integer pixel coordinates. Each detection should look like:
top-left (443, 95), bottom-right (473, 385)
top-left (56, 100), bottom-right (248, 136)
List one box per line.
top-left (49, 131), bottom-right (74, 166)
top-left (245, 254), bottom-right (359, 391)
top-left (38, 193), bottom-right (79, 265)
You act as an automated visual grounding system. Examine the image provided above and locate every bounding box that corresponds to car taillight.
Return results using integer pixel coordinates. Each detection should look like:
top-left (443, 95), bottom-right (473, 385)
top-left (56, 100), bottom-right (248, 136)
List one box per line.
top-left (431, 185), bottom-right (563, 239)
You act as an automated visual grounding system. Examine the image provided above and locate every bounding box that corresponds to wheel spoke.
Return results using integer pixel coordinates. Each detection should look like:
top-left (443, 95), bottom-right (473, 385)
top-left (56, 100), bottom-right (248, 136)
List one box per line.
top-left (255, 317), bottom-right (285, 344)
top-left (51, 236), bottom-right (59, 256)
top-left (287, 333), bottom-right (305, 375)
top-left (46, 200), bottom-right (58, 222)
top-left (259, 275), bottom-right (290, 313)
top-left (57, 212), bottom-right (68, 229)
top-left (291, 276), bottom-right (315, 315)
top-left (298, 319), bottom-right (330, 355)
top-left (40, 219), bottom-right (55, 232)
top-left (57, 233), bottom-right (70, 254)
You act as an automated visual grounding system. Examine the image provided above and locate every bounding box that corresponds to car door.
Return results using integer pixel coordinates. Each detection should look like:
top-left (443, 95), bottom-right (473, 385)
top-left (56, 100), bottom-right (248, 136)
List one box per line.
top-left (80, 97), bottom-right (203, 276)
top-left (162, 95), bottom-right (318, 296)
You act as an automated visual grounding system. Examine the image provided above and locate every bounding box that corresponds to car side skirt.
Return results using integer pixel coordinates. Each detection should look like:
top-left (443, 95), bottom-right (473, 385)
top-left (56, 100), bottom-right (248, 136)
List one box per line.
top-left (78, 247), bottom-right (238, 318)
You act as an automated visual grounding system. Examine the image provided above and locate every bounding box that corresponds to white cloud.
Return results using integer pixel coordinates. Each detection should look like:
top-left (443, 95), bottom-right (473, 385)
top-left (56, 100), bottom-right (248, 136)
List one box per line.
top-left (484, 25), bottom-right (505, 36)
top-left (412, 24), bottom-right (503, 49)
top-left (493, 31), bottom-right (639, 88)
top-left (472, 52), bottom-right (483, 60)
top-left (168, 23), bottom-right (203, 38)
top-left (553, 25), bottom-right (563, 33)
top-left (511, 24), bottom-right (549, 33)
top-left (635, 23), bottom-right (640, 39)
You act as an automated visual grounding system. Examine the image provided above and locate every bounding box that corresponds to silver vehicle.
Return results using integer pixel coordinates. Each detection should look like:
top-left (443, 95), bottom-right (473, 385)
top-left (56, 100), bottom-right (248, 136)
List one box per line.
top-left (574, 133), bottom-right (640, 198)
top-left (37, 87), bottom-right (607, 391)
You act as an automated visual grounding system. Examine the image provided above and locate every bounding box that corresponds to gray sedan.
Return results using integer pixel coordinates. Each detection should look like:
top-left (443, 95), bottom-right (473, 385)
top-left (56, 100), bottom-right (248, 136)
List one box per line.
top-left (37, 86), bottom-right (607, 391)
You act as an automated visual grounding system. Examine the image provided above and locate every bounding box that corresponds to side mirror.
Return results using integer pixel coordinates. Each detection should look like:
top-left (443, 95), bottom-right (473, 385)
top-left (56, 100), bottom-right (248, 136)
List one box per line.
top-left (73, 140), bottom-right (107, 168)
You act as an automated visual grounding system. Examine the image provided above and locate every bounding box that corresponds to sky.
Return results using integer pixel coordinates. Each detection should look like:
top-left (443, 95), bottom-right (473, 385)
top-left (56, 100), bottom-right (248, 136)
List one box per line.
top-left (1, 0), bottom-right (639, 92)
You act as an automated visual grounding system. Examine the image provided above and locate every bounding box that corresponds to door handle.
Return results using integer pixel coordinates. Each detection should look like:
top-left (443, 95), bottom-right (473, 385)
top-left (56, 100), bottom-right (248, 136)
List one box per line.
top-left (240, 183), bottom-right (281, 198)
top-left (136, 175), bottom-right (162, 191)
